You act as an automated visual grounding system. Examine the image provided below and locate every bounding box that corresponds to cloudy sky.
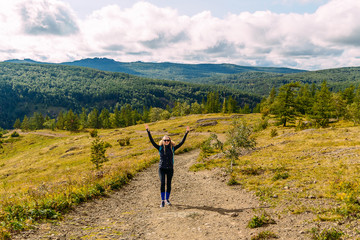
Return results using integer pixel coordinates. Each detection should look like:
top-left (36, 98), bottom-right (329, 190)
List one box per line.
top-left (0, 0), bottom-right (359, 70)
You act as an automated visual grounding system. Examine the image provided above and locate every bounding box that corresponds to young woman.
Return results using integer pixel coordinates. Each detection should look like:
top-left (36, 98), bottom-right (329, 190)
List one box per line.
top-left (145, 124), bottom-right (190, 207)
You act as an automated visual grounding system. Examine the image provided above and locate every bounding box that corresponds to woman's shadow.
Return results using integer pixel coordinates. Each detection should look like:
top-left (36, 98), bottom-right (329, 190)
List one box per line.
top-left (173, 204), bottom-right (269, 215)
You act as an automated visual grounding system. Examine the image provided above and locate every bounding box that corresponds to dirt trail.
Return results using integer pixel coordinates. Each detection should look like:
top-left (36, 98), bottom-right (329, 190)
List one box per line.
top-left (14, 150), bottom-right (317, 240)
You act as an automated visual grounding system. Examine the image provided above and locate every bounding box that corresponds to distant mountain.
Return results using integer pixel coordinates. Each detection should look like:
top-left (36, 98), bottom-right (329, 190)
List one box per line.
top-left (61, 57), bottom-right (306, 81)
top-left (4, 58), bottom-right (49, 64)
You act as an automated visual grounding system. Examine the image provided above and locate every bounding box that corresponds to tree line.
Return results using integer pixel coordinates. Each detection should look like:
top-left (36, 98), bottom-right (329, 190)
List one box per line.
top-left (260, 81), bottom-right (360, 127)
top-left (13, 92), bottom-right (257, 131)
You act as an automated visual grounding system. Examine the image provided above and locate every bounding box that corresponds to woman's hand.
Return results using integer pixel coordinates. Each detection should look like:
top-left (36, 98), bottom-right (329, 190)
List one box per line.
top-left (145, 124), bottom-right (149, 131)
top-left (186, 126), bottom-right (190, 133)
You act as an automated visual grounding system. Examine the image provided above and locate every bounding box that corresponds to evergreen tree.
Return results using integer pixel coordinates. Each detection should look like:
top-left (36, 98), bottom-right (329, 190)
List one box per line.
top-left (21, 115), bottom-right (30, 131)
top-left (56, 111), bottom-right (66, 130)
top-left (312, 81), bottom-right (333, 127)
top-left (346, 86), bottom-right (360, 125)
top-left (90, 137), bottom-right (109, 169)
top-left (295, 84), bottom-right (313, 115)
top-left (87, 108), bottom-right (100, 129)
top-left (13, 118), bottom-right (21, 129)
top-left (65, 109), bottom-right (80, 132)
top-left (341, 85), bottom-right (355, 105)
top-left (79, 107), bottom-right (88, 129)
top-left (227, 96), bottom-right (238, 113)
top-left (271, 82), bottom-right (300, 127)
top-left (99, 108), bottom-right (111, 129)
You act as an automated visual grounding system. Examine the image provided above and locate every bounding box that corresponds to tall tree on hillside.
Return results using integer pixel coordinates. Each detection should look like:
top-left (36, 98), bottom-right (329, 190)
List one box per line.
top-left (99, 109), bottom-right (111, 129)
top-left (260, 87), bottom-right (276, 116)
top-left (79, 107), bottom-right (88, 129)
top-left (312, 81), bottom-right (334, 127)
top-left (295, 84), bottom-right (313, 115)
top-left (65, 109), bottom-right (80, 131)
top-left (56, 111), bottom-right (66, 130)
top-left (346, 86), bottom-right (360, 125)
top-left (13, 118), bottom-right (21, 129)
top-left (21, 115), bottom-right (30, 131)
top-left (88, 108), bottom-right (100, 129)
top-left (271, 82), bottom-right (300, 127)
top-left (341, 85), bottom-right (355, 105)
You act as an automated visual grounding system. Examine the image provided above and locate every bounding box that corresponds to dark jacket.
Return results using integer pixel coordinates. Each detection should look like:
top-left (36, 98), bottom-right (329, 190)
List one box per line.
top-left (147, 130), bottom-right (188, 169)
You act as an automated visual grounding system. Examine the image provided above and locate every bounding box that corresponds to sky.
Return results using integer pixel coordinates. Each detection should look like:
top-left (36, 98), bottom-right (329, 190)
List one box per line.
top-left (0, 0), bottom-right (359, 70)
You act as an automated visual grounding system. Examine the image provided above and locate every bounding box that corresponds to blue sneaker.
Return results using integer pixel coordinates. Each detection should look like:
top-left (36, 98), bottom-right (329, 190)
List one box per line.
top-left (160, 201), bottom-right (165, 208)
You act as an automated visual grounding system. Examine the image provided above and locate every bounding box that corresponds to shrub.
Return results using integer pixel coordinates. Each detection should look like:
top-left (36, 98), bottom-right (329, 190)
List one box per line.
top-left (248, 213), bottom-right (275, 228)
top-left (89, 129), bottom-right (98, 138)
top-left (90, 137), bottom-right (109, 169)
top-left (117, 137), bottom-right (130, 146)
top-left (10, 131), bottom-right (20, 138)
top-left (251, 231), bottom-right (278, 240)
top-left (272, 172), bottom-right (289, 181)
top-left (270, 129), bottom-right (278, 137)
top-left (310, 227), bottom-right (344, 240)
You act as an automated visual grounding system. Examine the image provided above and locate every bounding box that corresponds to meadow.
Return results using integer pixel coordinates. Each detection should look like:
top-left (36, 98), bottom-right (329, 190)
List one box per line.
top-left (1, 113), bottom-right (360, 239)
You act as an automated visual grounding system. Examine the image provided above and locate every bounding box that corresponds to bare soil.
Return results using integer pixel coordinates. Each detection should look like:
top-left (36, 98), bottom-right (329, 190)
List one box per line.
top-left (13, 150), bottom-right (344, 240)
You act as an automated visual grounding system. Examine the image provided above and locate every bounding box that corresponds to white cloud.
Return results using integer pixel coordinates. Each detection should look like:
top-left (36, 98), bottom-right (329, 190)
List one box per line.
top-left (0, 0), bottom-right (360, 69)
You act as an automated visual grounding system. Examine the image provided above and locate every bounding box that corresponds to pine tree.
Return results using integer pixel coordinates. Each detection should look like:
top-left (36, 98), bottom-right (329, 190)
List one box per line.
top-left (21, 115), bottom-right (30, 131)
top-left (99, 109), bottom-right (111, 129)
top-left (56, 111), bottom-right (66, 130)
top-left (90, 137), bottom-right (109, 169)
top-left (312, 81), bottom-right (333, 127)
top-left (87, 108), bottom-right (100, 129)
top-left (79, 107), bottom-right (88, 129)
top-left (65, 109), bottom-right (80, 132)
top-left (295, 84), bottom-right (313, 115)
top-left (271, 82), bottom-right (300, 127)
top-left (13, 118), bottom-right (21, 129)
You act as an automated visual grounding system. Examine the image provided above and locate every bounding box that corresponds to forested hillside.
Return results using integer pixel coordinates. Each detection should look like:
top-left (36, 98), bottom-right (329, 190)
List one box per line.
top-left (0, 63), bottom-right (259, 128)
top-left (60, 57), bottom-right (306, 81)
top-left (194, 67), bottom-right (360, 96)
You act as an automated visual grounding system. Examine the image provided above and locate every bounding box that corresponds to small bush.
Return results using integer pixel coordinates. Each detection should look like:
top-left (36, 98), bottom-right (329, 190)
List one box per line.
top-left (251, 231), bottom-right (278, 240)
top-left (11, 131), bottom-right (20, 138)
top-left (227, 175), bottom-right (239, 186)
top-left (254, 118), bottom-right (269, 132)
top-left (310, 227), bottom-right (344, 240)
top-left (272, 172), bottom-right (289, 181)
top-left (117, 137), bottom-right (131, 146)
top-left (270, 129), bottom-right (278, 137)
top-left (89, 129), bottom-right (98, 138)
top-left (240, 166), bottom-right (264, 176)
top-left (248, 213), bottom-right (275, 228)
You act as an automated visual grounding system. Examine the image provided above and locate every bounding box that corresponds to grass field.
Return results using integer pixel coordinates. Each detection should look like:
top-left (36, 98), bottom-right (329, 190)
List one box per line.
top-left (1, 113), bottom-right (360, 238)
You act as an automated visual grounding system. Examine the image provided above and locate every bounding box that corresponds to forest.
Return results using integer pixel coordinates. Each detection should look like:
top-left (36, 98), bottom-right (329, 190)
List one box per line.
top-left (0, 62), bottom-right (259, 129)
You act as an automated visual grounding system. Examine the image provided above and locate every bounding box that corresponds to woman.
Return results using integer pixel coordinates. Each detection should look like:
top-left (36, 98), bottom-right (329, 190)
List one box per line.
top-left (145, 124), bottom-right (190, 207)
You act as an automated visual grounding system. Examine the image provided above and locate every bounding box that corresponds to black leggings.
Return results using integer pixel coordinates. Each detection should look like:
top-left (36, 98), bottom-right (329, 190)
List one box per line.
top-left (158, 168), bottom-right (174, 193)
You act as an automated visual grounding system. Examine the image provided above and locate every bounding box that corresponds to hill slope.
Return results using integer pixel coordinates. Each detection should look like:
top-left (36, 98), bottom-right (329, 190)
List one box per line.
top-left (0, 62), bottom-right (260, 128)
top-left (60, 57), bottom-right (306, 81)
top-left (195, 67), bottom-right (360, 96)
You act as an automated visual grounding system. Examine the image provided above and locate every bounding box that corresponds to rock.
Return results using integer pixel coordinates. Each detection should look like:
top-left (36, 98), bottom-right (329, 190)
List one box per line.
top-left (272, 195), bottom-right (278, 198)
top-left (230, 212), bottom-right (239, 217)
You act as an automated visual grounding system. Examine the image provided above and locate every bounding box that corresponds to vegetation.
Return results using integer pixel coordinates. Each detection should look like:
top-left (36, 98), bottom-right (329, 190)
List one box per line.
top-left (0, 62), bottom-right (259, 129)
top-left (251, 231), bottom-right (278, 240)
top-left (0, 114), bottom-right (213, 238)
top-left (310, 226), bottom-right (344, 240)
top-left (247, 212), bottom-right (276, 228)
